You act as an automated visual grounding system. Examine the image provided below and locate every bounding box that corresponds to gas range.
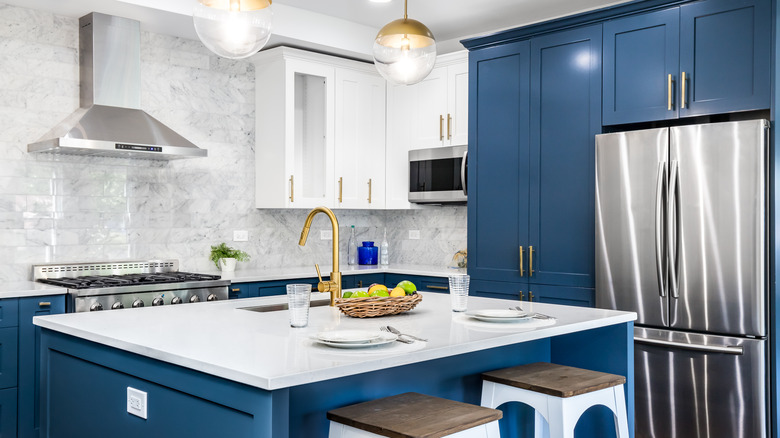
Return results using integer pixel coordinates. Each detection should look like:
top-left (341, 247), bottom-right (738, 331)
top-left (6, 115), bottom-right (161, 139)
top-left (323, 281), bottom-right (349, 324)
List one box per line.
top-left (32, 260), bottom-right (230, 313)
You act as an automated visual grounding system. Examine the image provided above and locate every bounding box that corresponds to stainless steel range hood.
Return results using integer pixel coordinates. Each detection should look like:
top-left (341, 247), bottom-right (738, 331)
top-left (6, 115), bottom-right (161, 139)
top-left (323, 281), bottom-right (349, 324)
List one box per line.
top-left (28, 13), bottom-right (206, 160)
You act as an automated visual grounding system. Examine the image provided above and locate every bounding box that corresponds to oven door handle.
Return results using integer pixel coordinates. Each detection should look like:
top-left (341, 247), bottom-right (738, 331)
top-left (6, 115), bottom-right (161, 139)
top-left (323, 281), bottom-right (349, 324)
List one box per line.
top-left (461, 150), bottom-right (468, 196)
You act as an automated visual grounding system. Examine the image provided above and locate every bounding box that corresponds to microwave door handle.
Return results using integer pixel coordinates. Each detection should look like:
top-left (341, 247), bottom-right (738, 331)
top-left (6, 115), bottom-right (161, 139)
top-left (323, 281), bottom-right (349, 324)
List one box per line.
top-left (461, 150), bottom-right (468, 196)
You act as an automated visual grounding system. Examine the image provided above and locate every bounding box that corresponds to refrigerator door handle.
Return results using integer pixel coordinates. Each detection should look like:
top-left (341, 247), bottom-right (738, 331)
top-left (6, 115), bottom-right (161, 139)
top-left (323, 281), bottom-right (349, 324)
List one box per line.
top-left (655, 161), bottom-right (667, 297)
top-left (635, 336), bottom-right (744, 355)
top-left (668, 160), bottom-right (680, 298)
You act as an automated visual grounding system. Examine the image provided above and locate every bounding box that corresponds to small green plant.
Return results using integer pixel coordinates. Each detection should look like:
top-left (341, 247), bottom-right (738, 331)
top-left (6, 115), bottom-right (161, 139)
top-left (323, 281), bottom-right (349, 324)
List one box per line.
top-left (209, 242), bottom-right (250, 268)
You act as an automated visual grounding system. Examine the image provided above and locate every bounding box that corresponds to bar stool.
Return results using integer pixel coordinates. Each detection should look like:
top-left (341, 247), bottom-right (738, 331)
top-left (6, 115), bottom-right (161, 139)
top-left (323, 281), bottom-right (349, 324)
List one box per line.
top-left (480, 362), bottom-right (629, 438)
top-left (328, 392), bottom-right (502, 438)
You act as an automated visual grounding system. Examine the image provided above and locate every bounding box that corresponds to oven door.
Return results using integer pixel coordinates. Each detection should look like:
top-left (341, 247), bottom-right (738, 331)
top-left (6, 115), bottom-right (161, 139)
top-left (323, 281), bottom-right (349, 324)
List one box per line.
top-left (408, 145), bottom-right (468, 204)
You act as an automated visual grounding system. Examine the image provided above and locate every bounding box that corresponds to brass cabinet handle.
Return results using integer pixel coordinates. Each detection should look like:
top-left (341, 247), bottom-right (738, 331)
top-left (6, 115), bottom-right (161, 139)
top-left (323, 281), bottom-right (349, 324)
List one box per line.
top-left (358, 280), bottom-right (363, 288)
top-left (447, 113), bottom-right (452, 140)
top-left (681, 71), bottom-right (687, 109)
top-left (667, 74), bottom-right (673, 111)
top-left (529, 246), bottom-right (535, 276)
top-left (367, 178), bottom-right (372, 204)
top-left (289, 175), bottom-right (294, 202)
top-left (231, 288), bottom-right (240, 292)
top-left (39, 301), bottom-right (51, 307)
top-left (529, 291), bottom-right (534, 302)
top-left (519, 291), bottom-right (524, 301)
top-left (426, 285), bottom-right (448, 290)
top-left (439, 115), bottom-right (444, 141)
top-left (519, 246), bottom-right (525, 277)
top-left (338, 177), bottom-right (343, 203)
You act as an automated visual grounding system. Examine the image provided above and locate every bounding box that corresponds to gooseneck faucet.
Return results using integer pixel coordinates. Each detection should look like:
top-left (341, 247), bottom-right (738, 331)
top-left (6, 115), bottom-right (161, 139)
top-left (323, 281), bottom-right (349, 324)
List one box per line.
top-left (298, 206), bottom-right (342, 306)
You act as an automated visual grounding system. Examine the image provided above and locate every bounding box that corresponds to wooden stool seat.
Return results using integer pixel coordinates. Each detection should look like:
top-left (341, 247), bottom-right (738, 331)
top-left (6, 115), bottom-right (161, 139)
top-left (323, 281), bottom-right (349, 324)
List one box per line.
top-left (481, 362), bottom-right (626, 398)
top-left (327, 392), bottom-right (502, 438)
top-left (480, 362), bottom-right (629, 438)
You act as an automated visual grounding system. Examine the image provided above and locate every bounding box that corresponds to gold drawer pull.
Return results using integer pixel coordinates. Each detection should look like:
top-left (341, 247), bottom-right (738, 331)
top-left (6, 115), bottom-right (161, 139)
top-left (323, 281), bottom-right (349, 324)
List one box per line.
top-left (39, 302), bottom-right (51, 307)
top-left (231, 288), bottom-right (240, 292)
top-left (529, 291), bottom-right (535, 302)
top-left (519, 291), bottom-right (524, 301)
top-left (426, 285), bottom-right (448, 290)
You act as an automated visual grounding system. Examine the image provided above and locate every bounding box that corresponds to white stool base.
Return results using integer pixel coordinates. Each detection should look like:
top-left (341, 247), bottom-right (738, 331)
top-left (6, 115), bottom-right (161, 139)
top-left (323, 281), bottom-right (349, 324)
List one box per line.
top-left (328, 419), bottom-right (501, 438)
top-left (481, 381), bottom-right (629, 438)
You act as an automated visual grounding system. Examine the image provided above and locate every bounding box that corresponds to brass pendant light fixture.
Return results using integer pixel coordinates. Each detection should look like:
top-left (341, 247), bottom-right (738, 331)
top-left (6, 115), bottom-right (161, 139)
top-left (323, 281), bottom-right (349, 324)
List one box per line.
top-left (372, 0), bottom-right (437, 85)
top-left (193, 0), bottom-right (273, 59)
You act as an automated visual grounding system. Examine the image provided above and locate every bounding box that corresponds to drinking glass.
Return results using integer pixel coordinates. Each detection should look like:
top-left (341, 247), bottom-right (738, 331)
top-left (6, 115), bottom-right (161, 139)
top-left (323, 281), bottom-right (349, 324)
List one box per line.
top-left (448, 274), bottom-right (469, 312)
top-left (286, 284), bottom-right (311, 327)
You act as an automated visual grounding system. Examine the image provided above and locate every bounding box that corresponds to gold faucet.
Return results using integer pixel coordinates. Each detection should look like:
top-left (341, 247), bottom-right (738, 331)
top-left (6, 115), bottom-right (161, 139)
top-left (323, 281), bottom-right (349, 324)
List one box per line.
top-left (298, 206), bottom-right (342, 306)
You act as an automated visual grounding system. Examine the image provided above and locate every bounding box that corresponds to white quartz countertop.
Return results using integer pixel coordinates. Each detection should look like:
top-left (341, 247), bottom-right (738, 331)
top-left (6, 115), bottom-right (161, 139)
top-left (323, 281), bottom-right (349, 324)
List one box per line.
top-left (35, 292), bottom-right (636, 391)
top-left (0, 282), bottom-right (66, 299)
top-left (212, 264), bottom-right (464, 283)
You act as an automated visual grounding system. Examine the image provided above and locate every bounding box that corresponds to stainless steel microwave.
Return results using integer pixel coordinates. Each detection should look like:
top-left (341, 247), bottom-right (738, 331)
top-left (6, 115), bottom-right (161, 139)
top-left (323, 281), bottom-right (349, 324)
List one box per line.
top-left (408, 145), bottom-right (467, 204)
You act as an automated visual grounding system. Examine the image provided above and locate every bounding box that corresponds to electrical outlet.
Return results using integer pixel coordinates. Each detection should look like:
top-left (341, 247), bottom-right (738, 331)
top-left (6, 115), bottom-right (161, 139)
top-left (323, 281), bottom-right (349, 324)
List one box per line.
top-left (233, 230), bottom-right (249, 242)
top-left (127, 387), bottom-right (148, 419)
top-left (320, 230), bottom-right (333, 240)
top-left (409, 230), bottom-right (420, 240)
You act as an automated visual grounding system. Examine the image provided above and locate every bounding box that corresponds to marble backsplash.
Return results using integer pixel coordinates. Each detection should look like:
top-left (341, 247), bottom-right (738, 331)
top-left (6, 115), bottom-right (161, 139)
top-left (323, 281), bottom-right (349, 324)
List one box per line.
top-left (0, 3), bottom-right (467, 282)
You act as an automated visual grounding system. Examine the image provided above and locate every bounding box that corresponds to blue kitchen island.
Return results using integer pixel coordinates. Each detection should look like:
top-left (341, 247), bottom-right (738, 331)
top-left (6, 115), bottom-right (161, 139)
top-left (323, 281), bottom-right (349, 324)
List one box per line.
top-left (35, 292), bottom-right (635, 437)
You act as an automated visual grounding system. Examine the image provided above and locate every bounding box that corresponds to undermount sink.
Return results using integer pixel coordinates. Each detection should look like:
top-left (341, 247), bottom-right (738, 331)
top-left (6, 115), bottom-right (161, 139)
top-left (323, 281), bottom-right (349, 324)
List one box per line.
top-left (240, 299), bottom-right (331, 313)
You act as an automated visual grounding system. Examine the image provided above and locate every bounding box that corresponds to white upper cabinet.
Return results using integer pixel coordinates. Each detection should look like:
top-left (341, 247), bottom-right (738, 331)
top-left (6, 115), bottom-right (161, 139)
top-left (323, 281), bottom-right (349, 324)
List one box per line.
top-left (254, 47), bottom-right (385, 209)
top-left (409, 52), bottom-right (469, 149)
top-left (334, 68), bottom-right (386, 209)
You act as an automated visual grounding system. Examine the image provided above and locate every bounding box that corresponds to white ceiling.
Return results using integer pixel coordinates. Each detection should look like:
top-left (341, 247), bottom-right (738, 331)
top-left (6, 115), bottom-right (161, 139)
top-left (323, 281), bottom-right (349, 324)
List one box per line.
top-left (3, 0), bottom-right (631, 60)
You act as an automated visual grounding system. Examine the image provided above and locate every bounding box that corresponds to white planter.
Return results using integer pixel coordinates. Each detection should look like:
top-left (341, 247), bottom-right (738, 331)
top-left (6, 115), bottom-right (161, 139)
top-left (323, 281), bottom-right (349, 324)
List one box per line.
top-left (218, 258), bottom-right (237, 272)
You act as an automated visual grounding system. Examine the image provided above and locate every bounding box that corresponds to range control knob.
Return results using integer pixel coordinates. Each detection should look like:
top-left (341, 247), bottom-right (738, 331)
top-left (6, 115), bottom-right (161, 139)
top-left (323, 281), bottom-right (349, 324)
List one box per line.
top-left (111, 302), bottom-right (124, 310)
top-left (132, 299), bottom-right (145, 308)
top-left (90, 303), bottom-right (103, 312)
top-left (189, 295), bottom-right (201, 303)
top-left (152, 297), bottom-right (164, 306)
top-left (207, 294), bottom-right (219, 302)
top-left (171, 296), bottom-right (183, 305)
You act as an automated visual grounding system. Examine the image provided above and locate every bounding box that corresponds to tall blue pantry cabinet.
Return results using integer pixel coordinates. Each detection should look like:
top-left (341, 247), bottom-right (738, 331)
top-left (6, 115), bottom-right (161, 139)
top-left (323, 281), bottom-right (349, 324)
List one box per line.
top-left (466, 26), bottom-right (601, 307)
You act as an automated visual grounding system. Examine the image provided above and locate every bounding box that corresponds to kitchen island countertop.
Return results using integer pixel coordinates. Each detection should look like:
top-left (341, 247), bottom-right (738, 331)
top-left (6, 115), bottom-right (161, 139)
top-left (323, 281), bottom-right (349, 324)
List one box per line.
top-left (34, 292), bottom-right (634, 391)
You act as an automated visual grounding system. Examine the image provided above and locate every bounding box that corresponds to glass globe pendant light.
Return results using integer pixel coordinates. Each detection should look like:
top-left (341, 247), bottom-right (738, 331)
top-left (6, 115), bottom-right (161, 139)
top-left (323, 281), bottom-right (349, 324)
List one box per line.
top-left (372, 0), bottom-right (437, 85)
top-left (193, 0), bottom-right (273, 59)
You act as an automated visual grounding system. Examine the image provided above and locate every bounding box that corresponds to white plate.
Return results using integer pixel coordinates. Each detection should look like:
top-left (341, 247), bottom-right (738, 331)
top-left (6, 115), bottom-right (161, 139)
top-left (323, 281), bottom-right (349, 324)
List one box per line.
top-left (316, 330), bottom-right (383, 344)
top-left (312, 332), bottom-right (398, 349)
top-left (466, 309), bottom-right (534, 323)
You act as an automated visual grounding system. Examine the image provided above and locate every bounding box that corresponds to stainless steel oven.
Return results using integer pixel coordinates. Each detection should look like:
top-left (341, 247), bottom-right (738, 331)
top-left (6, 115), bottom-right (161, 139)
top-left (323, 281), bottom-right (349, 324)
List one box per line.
top-left (408, 145), bottom-right (467, 204)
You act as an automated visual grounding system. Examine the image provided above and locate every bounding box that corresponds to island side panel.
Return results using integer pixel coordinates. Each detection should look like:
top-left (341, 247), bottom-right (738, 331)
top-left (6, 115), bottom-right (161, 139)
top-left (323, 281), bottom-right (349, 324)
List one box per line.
top-left (39, 329), bottom-right (287, 438)
top-left (551, 321), bottom-right (635, 438)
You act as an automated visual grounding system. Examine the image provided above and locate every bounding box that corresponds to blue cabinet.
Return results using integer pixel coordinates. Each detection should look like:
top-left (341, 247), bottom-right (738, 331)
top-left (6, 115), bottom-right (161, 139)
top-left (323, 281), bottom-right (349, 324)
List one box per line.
top-left (385, 274), bottom-right (449, 293)
top-left (603, 0), bottom-right (770, 124)
top-left (18, 296), bottom-right (65, 438)
top-left (0, 388), bottom-right (16, 438)
top-left (229, 283), bottom-right (259, 300)
top-left (348, 274), bottom-right (386, 289)
top-left (470, 280), bottom-right (593, 308)
top-left (468, 25), bottom-right (600, 301)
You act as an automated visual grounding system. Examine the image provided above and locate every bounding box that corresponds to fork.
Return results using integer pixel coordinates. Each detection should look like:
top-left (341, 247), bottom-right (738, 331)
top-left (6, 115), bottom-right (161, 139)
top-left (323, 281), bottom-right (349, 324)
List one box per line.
top-left (380, 326), bottom-right (414, 343)
top-left (385, 325), bottom-right (428, 342)
top-left (513, 306), bottom-right (554, 320)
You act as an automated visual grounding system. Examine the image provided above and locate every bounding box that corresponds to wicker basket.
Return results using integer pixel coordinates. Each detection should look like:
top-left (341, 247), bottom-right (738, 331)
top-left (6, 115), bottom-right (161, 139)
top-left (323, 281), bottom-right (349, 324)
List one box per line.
top-left (334, 293), bottom-right (423, 318)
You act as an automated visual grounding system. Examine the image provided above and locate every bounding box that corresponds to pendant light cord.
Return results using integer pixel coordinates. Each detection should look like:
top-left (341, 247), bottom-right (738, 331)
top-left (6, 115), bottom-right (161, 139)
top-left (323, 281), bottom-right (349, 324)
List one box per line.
top-left (404, 0), bottom-right (408, 20)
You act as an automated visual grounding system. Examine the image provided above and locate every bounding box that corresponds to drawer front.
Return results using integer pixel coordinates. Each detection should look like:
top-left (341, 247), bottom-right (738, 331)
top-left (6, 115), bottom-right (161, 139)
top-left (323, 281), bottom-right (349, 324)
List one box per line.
top-left (0, 300), bottom-right (19, 328)
top-left (228, 283), bottom-right (260, 300)
top-left (0, 387), bottom-right (17, 438)
top-left (0, 328), bottom-right (18, 390)
top-left (351, 274), bottom-right (386, 289)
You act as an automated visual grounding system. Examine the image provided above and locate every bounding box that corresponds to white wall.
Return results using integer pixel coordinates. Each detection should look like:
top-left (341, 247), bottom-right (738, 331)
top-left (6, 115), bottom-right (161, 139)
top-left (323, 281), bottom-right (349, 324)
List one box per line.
top-left (0, 3), bottom-right (466, 281)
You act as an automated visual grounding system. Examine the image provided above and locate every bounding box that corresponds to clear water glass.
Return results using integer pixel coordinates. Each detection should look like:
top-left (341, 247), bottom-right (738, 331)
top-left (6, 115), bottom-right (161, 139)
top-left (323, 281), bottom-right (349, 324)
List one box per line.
top-left (448, 274), bottom-right (469, 312)
top-left (286, 284), bottom-right (311, 327)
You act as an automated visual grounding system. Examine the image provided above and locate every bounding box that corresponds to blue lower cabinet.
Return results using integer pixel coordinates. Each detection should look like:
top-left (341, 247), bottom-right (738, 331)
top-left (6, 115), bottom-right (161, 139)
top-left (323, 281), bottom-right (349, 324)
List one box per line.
top-left (527, 284), bottom-right (595, 308)
top-left (385, 274), bottom-right (450, 293)
top-left (0, 388), bottom-right (17, 438)
top-left (18, 296), bottom-right (65, 438)
top-left (349, 274), bottom-right (386, 289)
top-left (0, 328), bottom-right (17, 391)
top-left (229, 283), bottom-right (260, 300)
top-left (471, 280), bottom-right (524, 301)
top-left (0, 301), bottom-right (18, 330)
top-left (257, 278), bottom-right (318, 297)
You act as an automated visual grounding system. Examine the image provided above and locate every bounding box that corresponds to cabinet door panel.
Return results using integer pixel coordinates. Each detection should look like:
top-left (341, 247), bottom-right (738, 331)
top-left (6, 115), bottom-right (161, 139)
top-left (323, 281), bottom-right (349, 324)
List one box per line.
top-left (412, 68), bottom-right (448, 149)
top-left (467, 41), bottom-right (531, 283)
top-left (603, 8), bottom-right (679, 124)
top-left (0, 328), bottom-right (17, 391)
top-left (0, 388), bottom-right (16, 438)
top-left (19, 296), bottom-right (65, 438)
top-left (470, 279), bottom-right (524, 301)
top-left (529, 25), bottom-right (600, 288)
top-left (679, 0), bottom-right (770, 116)
top-left (447, 62), bottom-right (469, 145)
top-left (528, 284), bottom-right (594, 308)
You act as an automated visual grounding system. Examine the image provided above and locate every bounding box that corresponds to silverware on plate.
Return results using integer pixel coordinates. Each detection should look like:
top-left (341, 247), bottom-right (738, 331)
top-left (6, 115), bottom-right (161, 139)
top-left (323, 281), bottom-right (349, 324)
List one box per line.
top-left (513, 306), bottom-right (554, 320)
top-left (380, 326), bottom-right (414, 343)
top-left (382, 325), bottom-right (427, 342)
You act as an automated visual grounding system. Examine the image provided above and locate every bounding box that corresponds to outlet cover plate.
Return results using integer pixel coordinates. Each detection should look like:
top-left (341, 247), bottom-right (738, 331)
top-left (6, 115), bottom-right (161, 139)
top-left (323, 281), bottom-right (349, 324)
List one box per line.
top-left (233, 230), bottom-right (249, 242)
top-left (409, 230), bottom-right (420, 240)
top-left (127, 387), bottom-right (148, 419)
top-left (320, 230), bottom-right (333, 240)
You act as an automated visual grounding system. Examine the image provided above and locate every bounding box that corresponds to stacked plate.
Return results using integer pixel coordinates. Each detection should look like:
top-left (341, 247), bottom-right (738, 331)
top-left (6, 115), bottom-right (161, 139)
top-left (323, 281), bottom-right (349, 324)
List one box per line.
top-left (465, 309), bottom-right (534, 323)
top-left (312, 330), bottom-right (397, 349)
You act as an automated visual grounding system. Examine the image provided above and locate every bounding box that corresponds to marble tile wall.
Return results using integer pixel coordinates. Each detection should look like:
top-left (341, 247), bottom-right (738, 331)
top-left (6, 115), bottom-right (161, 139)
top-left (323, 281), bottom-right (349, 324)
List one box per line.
top-left (0, 3), bottom-right (467, 282)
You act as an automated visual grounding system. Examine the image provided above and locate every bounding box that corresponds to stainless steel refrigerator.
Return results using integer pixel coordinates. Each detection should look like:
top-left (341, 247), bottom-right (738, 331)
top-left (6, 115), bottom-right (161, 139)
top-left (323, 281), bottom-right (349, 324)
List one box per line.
top-left (595, 119), bottom-right (768, 438)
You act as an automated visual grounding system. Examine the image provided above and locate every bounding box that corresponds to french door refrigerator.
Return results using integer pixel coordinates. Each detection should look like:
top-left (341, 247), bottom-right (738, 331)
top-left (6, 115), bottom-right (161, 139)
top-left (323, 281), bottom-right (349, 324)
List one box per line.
top-left (595, 119), bottom-right (768, 438)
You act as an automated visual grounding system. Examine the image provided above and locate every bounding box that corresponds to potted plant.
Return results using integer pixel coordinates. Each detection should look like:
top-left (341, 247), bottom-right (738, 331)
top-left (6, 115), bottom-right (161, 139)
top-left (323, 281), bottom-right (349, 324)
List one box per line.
top-left (209, 243), bottom-right (250, 272)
